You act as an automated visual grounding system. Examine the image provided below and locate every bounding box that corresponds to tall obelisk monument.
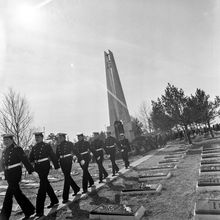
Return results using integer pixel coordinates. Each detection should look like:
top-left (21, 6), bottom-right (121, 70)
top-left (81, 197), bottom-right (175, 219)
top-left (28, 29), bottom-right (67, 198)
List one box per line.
top-left (104, 50), bottom-right (134, 142)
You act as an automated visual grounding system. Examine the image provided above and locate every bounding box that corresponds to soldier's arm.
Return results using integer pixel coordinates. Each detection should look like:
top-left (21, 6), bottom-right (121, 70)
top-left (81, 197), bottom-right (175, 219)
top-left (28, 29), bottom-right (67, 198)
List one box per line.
top-left (18, 147), bottom-right (34, 174)
top-left (72, 143), bottom-right (81, 161)
top-left (47, 144), bottom-right (60, 169)
top-left (89, 141), bottom-right (95, 154)
top-left (29, 147), bottom-right (33, 162)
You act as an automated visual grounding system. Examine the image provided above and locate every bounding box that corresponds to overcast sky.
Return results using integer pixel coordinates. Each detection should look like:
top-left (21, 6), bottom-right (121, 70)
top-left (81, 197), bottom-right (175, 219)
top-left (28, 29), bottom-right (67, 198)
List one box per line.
top-left (0, 0), bottom-right (220, 140)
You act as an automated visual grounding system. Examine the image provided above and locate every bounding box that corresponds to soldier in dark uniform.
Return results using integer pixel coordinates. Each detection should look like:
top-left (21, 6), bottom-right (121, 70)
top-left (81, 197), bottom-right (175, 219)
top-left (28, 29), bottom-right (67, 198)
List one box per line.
top-left (0, 134), bottom-right (35, 220)
top-left (74, 133), bottom-right (94, 193)
top-left (118, 133), bottom-right (131, 169)
top-left (56, 133), bottom-right (80, 203)
top-left (90, 132), bottom-right (108, 183)
top-left (104, 131), bottom-right (119, 176)
top-left (29, 132), bottom-right (60, 218)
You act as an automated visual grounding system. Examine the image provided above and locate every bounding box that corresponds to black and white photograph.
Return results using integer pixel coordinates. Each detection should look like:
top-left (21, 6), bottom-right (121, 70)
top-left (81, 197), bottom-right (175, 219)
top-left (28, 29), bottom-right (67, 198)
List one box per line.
top-left (0, 0), bottom-right (220, 219)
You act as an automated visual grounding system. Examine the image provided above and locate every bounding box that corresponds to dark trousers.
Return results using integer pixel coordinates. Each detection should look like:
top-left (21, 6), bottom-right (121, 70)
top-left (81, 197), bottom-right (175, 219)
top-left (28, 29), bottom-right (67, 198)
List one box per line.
top-left (0, 180), bottom-right (35, 220)
top-left (95, 154), bottom-right (108, 181)
top-left (35, 163), bottom-right (58, 215)
top-left (122, 151), bottom-right (130, 168)
top-left (109, 152), bottom-right (119, 175)
top-left (60, 159), bottom-right (80, 200)
top-left (80, 160), bottom-right (94, 192)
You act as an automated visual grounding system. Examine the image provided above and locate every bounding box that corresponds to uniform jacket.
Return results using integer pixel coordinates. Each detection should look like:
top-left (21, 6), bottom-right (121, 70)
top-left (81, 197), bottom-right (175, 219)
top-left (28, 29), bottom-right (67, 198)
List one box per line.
top-left (104, 136), bottom-right (118, 154)
top-left (1, 143), bottom-right (34, 181)
top-left (90, 139), bottom-right (104, 157)
top-left (56, 140), bottom-right (74, 160)
top-left (29, 142), bottom-right (59, 169)
top-left (74, 140), bottom-right (91, 162)
top-left (119, 138), bottom-right (131, 153)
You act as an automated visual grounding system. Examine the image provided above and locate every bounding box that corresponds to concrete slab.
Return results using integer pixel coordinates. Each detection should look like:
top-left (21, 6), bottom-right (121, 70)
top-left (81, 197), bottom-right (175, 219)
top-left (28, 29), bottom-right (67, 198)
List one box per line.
top-left (202, 152), bottom-right (220, 156)
top-left (135, 164), bottom-right (177, 171)
top-left (138, 171), bottom-right (171, 181)
top-left (203, 146), bottom-right (220, 151)
top-left (158, 159), bottom-right (179, 164)
top-left (202, 149), bottom-right (220, 154)
top-left (201, 160), bottom-right (220, 165)
top-left (90, 204), bottom-right (146, 220)
top-left (202, 154), bottom-right (220, 159)
top-left (200, 165), bottom-right (220, 173)
top-left (121, 183), bottom-right (162, 195)
top-left (164, 155), bottom-right (184, 159)
top-left (194, 198), bottom-right (220, 220)
top-left (197, 178), bottom-right (220, 192)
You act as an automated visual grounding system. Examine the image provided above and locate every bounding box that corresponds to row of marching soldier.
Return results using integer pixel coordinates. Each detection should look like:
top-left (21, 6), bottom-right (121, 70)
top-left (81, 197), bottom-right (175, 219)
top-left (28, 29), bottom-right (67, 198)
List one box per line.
top-left (0, 131), bottom-right (131, 220)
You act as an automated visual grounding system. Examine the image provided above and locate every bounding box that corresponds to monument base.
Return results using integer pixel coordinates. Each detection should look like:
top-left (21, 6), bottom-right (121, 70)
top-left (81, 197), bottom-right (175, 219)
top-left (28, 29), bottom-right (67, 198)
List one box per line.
top-left (107, 121), bottom-right (135, 142)
top-left (90, 204), bottom-right (146, 220)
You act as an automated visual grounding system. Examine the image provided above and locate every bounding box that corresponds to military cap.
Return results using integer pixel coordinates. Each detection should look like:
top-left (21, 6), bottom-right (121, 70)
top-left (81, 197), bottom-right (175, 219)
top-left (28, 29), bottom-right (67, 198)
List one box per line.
top-left (119, 133), bottom-right (125, 136)
top-left (56, 133), bottom-right (67, 137)
top-left (33, 132), bottom-right (44, 137)
top-left (1, 134), bottom-right (14, 139)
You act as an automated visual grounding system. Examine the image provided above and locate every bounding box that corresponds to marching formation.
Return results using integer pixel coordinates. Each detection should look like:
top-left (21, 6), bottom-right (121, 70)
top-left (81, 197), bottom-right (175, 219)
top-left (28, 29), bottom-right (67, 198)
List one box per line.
top-left (0, 131), bottom-right (131, 220)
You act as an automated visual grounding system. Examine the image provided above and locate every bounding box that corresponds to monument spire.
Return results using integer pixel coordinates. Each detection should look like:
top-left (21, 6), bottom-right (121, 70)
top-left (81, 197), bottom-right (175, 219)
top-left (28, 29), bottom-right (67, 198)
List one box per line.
top-left (104, 50), bottom-right (134, 141)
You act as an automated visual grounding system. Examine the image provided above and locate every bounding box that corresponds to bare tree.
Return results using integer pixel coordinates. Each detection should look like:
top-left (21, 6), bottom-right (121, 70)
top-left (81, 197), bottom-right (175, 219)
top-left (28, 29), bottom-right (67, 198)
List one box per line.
top-left (138, 101), bottom-right (152, 133)
top-left (0, 88), bottom-right (33, 148)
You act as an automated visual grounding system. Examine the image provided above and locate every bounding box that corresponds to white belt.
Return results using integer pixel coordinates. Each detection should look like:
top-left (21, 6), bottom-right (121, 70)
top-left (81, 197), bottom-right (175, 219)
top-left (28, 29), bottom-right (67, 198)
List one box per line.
top-left (80, 151), bottom-right (88, 155)
top-left (60, 154), bottom-right (72, 158)
top-left (35, 158), bottom-right (48, 163)
top-left (96, 148), bottom-right (102, 151)
top-left (6, 163), bottom-right (21, 170)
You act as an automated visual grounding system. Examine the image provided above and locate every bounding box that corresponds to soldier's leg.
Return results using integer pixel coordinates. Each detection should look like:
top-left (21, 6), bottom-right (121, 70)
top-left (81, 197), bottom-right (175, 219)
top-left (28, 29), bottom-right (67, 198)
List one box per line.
top-left (82, 165), bottom-right (89, 192)
top-left (13, 182), bottom-right (35, 217)
top-left (84, 161), bottom-right (94, 187)
top-left (124, 152), bottom-right (130, 168)
top-left (99, 155), bottom-right (108, 178)
top-left (96, 160), bottom-right (103, 182)
top-left (36, 175), bottom-right (47, 215)
top-left (62, 172), bottom-right (70, 201)
top-left (110, 153), bottom-right (119, 175)
top-left (64, 161), bottom-right (80, 194)
top-left (69, 174), bottom-right (80, 194)
top-left (45, 178), bottom-right (59, 204)
top-left (121, 153), bottom-right (127, 168)
top-left (0, 185), bottom-right (13, 219)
